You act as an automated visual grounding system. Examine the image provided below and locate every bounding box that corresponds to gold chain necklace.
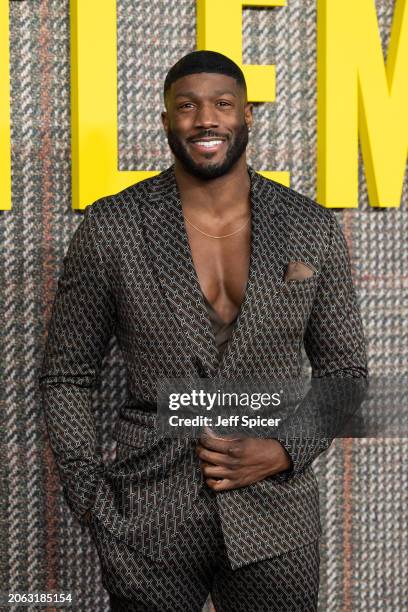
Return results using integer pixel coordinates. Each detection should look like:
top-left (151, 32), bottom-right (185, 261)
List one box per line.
top-left (183, 214), bottom-right (251, 239)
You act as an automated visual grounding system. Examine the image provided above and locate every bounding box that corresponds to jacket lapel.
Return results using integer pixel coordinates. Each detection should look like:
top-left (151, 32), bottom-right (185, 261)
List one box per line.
top-left (139, 164), bottom-right (286, 378)
top-left (139, 165), bottom-right (220, 376)
top-left (217, 167), bottom-right (287, 377)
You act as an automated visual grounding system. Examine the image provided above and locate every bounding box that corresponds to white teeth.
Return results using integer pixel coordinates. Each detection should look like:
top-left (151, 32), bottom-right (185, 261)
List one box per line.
top-left (194, 140), bottom-right (223, 147)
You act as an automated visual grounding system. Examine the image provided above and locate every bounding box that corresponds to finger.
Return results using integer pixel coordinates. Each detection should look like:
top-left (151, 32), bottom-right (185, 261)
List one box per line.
top-left (200, 463), bottom-right (233, 479)
top-left (198, 433), bottom-right (244, 455)
top-left (200, 426), bottom-right (244, 443)
top-left (199, 427), bottom-right (225, 445)
top-left (196, 445), bottom-right (238, 467)
top-left (198, 426), bottom-right (220, 444)
top-left (198, 434), bottom-right (231, 453)
top-left (205, 478), bottom-right (236, 491)
top-left (202, 426), bottom-right (217, 437)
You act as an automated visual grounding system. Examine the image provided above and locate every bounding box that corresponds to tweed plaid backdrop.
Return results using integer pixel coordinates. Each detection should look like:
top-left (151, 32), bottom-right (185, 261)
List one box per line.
top-left (0, 1), bottom-right (407, 610)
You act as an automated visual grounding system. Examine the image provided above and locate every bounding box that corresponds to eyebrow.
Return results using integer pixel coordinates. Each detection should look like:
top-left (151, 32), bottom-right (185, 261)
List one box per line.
top-left (174, 89), bottom-right (237, 99)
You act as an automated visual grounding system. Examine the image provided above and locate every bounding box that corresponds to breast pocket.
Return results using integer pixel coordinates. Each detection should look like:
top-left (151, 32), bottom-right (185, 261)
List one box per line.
top-left (267, 276), bottom-right (319, 337)
top-left (280, 275), bottom-right (318, 298)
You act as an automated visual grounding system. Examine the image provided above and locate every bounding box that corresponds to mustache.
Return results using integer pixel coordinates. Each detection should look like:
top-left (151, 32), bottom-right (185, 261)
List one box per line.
top-left (187, 130), bottom-right (230, 142)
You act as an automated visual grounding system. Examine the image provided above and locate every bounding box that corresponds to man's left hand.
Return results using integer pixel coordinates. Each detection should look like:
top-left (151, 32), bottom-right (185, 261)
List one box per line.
top-left (195, 427), bottom-right (293, 491)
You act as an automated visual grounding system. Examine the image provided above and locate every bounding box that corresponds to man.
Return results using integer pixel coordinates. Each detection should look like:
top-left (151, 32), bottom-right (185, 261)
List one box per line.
top-left (39, 51), bottom-right (368, 611)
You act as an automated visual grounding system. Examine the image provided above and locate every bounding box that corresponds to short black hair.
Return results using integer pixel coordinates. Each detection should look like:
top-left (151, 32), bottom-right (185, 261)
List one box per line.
top-left (163, 50), bottom-right (247, 104)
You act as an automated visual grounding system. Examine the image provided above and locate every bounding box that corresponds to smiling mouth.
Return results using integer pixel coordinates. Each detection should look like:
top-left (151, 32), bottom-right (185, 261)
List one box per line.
top-left (189, 139), bottom-right (226, 153)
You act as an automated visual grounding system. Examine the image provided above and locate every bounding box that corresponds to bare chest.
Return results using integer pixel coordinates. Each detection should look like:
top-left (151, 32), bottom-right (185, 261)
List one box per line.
top-left (185, 224), bottom-right (251, 324)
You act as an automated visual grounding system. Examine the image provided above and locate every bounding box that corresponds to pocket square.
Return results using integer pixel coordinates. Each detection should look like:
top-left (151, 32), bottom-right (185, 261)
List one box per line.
top-left (284, 261), bottom-right (315, 282)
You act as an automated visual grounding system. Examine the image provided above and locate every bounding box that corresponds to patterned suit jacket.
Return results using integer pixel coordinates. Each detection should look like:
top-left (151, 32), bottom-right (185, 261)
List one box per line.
top-left (39, 165), bottom-right (368, 570)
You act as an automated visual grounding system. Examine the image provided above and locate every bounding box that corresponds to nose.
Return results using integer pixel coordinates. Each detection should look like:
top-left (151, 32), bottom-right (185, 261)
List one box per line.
top-left (194, 103), bottom-right (219, 129)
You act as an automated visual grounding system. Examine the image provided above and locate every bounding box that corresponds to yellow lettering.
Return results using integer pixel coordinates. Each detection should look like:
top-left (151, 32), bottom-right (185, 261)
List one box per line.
top-left (197, 0), bottom-right (286, 103)
top-left (318, 0), bottom-right (408, 207)
top-left (197, 0), bottom-right (289, 185)
top-left (71, 0), bottom-right (289, 209)
top-left (0, 0), bottom-right (11, 211)
top-left (71, 0), bottom-right (156, 210)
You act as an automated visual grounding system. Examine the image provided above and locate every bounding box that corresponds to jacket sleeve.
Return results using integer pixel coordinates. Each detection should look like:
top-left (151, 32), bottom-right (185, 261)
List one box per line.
top-left (38, 202), bottom-right (116, 524)
top-left (274, 212), bottom-right (369, 480)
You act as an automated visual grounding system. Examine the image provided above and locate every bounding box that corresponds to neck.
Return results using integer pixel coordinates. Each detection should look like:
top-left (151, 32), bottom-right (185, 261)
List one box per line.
top-left (174, 156), bottom-right (251, 219)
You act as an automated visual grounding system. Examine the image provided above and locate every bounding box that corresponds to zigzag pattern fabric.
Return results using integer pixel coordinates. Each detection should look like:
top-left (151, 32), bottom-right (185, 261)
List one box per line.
top-left (1, 1), bottom-right (406, 610)
top-left (39, 166), bottom-right (367, 593)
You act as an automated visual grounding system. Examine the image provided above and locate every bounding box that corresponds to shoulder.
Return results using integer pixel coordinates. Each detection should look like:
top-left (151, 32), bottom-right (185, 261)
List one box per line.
top-left (252, 170), bottom-right (338, 249)
top-left (85, 170), bottom-right (170, 220)
top-left (254, 171), bottom-right (333, 224)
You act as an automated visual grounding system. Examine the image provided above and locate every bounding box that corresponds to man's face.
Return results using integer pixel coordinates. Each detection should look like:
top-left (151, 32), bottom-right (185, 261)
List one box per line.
top-left (162, 73), bottom-right (253, 180)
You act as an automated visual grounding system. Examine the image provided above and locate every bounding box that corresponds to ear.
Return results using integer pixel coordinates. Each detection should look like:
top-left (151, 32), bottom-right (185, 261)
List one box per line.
top-left (244, 102), bottom-right (253, 132)
top-left (161, 110), bottom-right (169, 134)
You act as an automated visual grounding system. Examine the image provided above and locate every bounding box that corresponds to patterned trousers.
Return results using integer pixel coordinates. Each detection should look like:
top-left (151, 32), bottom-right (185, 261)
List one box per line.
top-left (89, 486), bottom-right (320, 612)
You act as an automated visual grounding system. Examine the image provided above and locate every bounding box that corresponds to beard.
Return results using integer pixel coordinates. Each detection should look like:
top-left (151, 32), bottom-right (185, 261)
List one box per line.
top-left (166, 122), bottom-right (249, 180)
